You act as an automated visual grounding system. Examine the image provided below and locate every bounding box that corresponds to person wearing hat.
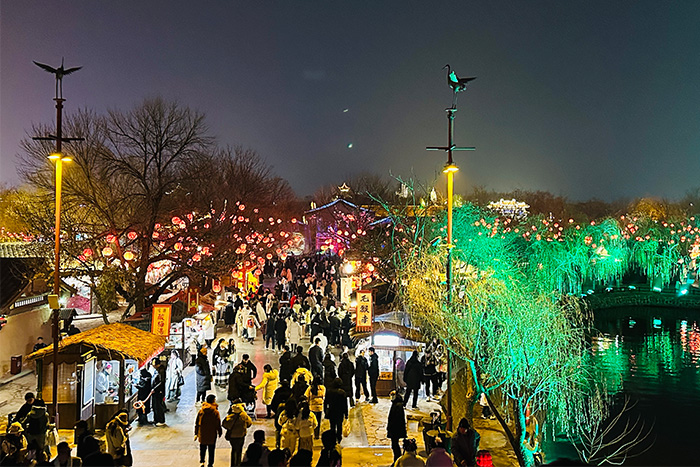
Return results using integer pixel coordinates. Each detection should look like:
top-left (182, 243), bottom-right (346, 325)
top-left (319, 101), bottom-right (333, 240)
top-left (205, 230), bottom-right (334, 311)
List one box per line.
top-left (452, 418), bottom-right (480, 467)
top-left (106, 410), bottom-right (131, 466)
top-left (395, 438), bottom-right (427, 467)
top-left (5, 422), bottom-right (26, 452)
top-left (21, 398), bottom-right (50, 459)
top-left (387, 394), bottom-right (407, 464)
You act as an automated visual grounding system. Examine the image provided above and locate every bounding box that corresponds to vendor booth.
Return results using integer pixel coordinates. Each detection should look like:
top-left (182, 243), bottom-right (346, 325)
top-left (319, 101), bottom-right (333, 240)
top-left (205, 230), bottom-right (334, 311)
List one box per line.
top-left (26, 323), bottom-right (166, 429)
top-left (353, 311), bottom-right (424, 397)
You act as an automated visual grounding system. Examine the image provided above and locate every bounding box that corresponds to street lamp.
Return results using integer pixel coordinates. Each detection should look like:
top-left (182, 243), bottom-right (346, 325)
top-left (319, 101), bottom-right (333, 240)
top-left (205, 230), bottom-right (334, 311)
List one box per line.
top-left (33, 58), bottom-right (83, 426)
top-left (427, 67), bottom-right (476, 432)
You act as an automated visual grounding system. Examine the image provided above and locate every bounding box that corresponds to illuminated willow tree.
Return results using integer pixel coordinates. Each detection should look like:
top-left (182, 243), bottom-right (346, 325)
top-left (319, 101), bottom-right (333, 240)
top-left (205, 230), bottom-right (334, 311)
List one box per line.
top-left (400, 205), bottom-right (601, 467)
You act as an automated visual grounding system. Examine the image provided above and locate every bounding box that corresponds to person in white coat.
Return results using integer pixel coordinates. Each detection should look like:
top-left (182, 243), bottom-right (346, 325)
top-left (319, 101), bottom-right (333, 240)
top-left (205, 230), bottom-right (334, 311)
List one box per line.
top-left (255, 301), bottom-right (267, 325)
top-left (166, 350), bottom-right (184, 401)
top-left (245, 310), bottom-right (261, 343)
top-left (236, 306), bottom-right (247, 338)
top-left (202, 312), bottom-right (216, 347)
top-left (286, 314), bottom-right (303, 351)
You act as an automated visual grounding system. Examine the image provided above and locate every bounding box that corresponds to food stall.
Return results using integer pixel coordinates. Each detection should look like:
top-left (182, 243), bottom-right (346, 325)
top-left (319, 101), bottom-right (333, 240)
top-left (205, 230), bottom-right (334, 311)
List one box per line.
top-left (26, 323), bottom-right (166, 429)
top-left (353, 311), bottom-right (424, 397)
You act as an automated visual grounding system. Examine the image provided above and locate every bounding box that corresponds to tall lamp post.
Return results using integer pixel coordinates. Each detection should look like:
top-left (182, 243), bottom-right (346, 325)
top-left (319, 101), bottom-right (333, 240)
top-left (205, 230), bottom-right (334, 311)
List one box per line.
top-left (33, 58), bottom-right (82, 425)
top-left (427, 67), bottom-right (476, 431)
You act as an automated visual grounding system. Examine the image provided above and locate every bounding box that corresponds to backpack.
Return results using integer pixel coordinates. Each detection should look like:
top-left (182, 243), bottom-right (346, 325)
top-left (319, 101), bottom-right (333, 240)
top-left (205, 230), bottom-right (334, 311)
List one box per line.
top-left (246, 317), bottom-right (255, 328)
top-left (26, 414), bottom-right (45, 435)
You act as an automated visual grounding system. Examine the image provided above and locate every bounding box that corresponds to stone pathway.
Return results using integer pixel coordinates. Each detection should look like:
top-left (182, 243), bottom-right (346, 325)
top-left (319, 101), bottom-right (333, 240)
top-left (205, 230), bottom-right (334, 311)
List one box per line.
top-left (3, 325), bottom-right (520, 466)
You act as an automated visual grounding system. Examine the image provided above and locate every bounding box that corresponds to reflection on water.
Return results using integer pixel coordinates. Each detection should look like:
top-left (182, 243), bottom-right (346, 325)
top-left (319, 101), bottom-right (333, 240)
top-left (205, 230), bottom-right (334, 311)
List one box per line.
top-left (547, 307), bottom-right (700, 465)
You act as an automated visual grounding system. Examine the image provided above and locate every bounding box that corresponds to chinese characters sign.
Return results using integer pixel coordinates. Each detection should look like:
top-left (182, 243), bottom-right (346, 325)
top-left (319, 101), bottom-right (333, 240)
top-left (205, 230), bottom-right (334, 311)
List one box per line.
top-left (151, 304), bottom-right (172, 336)
top-left (355, 290), bottom-right (373, 332)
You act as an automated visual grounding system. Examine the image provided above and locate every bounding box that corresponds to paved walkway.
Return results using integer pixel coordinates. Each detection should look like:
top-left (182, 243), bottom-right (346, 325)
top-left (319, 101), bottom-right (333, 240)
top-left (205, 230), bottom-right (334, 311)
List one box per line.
top-left (3, 325), bottom-right (519, 466)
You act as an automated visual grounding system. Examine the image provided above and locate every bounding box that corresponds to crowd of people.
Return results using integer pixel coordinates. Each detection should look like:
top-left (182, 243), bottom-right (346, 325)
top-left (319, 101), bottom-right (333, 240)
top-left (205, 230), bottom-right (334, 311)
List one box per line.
top-left (1, 253), bottom-right (499, 467)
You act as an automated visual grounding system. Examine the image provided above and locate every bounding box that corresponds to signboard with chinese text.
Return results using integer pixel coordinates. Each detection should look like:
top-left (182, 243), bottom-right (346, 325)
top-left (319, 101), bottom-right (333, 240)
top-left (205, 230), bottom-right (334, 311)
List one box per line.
top-left (151, 304), bottom-right (172, 336)
top-left (187, 289), bottom-right (199, 315)
top-left (355, 290), bottom-right (373, 332)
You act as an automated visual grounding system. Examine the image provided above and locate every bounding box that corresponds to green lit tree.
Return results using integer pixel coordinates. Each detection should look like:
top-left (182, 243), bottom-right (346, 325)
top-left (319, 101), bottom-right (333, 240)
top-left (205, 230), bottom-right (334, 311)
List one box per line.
top-left (399, 204), bottom-right (602, 467)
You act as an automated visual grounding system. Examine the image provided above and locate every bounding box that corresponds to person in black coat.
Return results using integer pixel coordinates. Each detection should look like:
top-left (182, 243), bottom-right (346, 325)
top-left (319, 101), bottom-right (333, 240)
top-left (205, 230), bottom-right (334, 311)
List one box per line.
top-left (329, 313), bottom-right (341, 347)
top-left (279, 345), bottom-right (294, 383)
top-left (228, 361), bottom-right (255, 403)
top-left (309, 338), bottom-right (324, 380)
top-left (195, 347), bottom-right (212, 403)
top-left (270, 380), bottom-right (293, 417)
top-left (403, 351), bottom-right (423, 409)
top-left (223, 298), bottom-right (236, 327)
top-left (135, 368), bottom-right (152, 425)
top-left (322, 353), bottom-right (337, 387)
top-left (368, 347), bottom-right (380, 403)
top-left (290, 345), bottom-right (311, 373)
top-left (266, 314), bottom-right (277, 350)
top-left (241, 354), bottom-right (258, 381)
top-left (337, 353), bottom-right (355, 407)
top-left (324, 379), bottom-right (348, 444)
top-left (151, 359), bottom-right (167, 425)
top-left (354, 349), bottom-right (369, 401)
top-left (274, 314), bottom-right (287, 351)
top-left (387, 394), bottom-right (407, 463)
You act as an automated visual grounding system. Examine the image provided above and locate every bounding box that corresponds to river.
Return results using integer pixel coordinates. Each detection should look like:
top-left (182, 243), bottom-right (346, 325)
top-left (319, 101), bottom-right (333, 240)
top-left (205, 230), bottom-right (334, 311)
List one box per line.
top-left (544, 306), bottom-right (700, 465)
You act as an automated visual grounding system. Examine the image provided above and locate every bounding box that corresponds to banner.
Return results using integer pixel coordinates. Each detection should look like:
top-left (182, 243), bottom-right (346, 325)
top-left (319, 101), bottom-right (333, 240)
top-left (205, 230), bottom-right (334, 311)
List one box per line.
top-left (187, 288), bottom-right (199, 314)
top-left (151, 304), bottom-right (172, 336)
top-left (355, 290), bottom-right (373, 332)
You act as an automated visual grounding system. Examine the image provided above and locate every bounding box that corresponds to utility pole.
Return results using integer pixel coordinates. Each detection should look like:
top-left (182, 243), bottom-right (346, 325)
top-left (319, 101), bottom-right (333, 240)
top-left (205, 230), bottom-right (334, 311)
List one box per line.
top-left (33, 58), bottom-right (83, 426)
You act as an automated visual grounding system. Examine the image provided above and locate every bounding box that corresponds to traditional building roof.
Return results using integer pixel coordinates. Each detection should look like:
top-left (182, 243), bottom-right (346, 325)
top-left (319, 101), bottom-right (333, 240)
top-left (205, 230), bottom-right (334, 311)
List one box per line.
top-left (0, 242), bottom-right (39, 259)
top-left (27, 322), bottom-right (167, 366)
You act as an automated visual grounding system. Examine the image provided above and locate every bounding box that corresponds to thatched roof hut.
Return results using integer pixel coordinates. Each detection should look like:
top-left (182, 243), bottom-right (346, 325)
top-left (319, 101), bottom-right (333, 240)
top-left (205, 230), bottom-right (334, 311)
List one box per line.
top-left (27, 322), bottom-right (167, 367)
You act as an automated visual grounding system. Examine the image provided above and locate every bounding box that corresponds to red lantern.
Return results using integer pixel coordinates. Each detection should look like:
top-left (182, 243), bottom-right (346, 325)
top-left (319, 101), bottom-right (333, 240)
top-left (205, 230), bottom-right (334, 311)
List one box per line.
top-left (239, 204), bottom-right (246, 211)
top-left (102, 247), bottom-right (113, 256)
top-left (193, 254), bottom-right (201, 262)
top-left (266, 253), bottom-right (273, 260)
top-left (174, 242), bottom-right (183, 251)
top-left (78, 254), bottom-right (86, 261)
top-left (106, 234), bottom-right (116, 243)
top-left (83, 248), bottom-right (93, 257)
top-left (172, 216), bottom-right (181, 224)
top-left (127, 231), bottom-right (138, 240)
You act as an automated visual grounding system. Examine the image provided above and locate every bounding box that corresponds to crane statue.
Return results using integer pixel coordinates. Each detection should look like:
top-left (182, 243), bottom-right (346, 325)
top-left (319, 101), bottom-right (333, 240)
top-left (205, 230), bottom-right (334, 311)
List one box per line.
top-left (444, 64), bottom-right (476, 109)
top-left (33, 57), bottom-right (82, 100)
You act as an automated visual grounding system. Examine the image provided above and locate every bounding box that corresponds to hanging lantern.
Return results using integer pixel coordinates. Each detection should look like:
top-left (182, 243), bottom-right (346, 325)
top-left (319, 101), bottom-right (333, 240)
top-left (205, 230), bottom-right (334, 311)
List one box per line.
top-left (78, 254), bottom-right (86, 262)
top-left (193, 254), bottom-right (201, 262)
top-left (124, 251), bottom-right (135, 261)
top-left (174, 242), bottom-right (183, 251)
top-left (239, 204), bottom-right (246, 211)
top-left (127, 231), bottom-right (138, 240)
top-left (266, 253), bottom-right (273, 260)
top-left (172, 216), bottom-right (181, 225)
top-left (83, 248), bottom-right (93, 257)
top-left (291, 218), bottom-right (297, 224)
top-left (106, 234), bottom-right (117, 243)
top-left (102, 247), bottom-right (113, 256)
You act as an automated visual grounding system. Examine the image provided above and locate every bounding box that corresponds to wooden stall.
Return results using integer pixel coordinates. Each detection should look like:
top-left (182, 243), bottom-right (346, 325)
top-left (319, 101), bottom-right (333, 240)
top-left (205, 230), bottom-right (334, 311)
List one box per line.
top-left (26, 323), bottom-right (166, 430)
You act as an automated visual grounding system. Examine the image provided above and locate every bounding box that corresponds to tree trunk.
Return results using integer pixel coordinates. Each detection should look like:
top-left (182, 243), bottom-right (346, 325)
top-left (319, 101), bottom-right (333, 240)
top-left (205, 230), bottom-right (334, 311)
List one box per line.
top-left (488, 394), bottom-right (528, 467)
top-left (514, 399), bottom-right (535, 467)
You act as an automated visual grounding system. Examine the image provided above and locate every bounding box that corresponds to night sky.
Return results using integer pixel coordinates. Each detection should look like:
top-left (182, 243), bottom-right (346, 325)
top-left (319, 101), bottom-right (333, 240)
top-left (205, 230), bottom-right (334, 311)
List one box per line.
top-left (2, 2), bottom-right (700, 201)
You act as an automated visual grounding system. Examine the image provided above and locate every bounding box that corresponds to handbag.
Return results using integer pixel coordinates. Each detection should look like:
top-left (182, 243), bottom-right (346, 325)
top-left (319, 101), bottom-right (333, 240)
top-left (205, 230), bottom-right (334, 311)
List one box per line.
top-left (177, 374), bottom-right (185, 386)
top-left (47, 425), bottom-right (59, 447)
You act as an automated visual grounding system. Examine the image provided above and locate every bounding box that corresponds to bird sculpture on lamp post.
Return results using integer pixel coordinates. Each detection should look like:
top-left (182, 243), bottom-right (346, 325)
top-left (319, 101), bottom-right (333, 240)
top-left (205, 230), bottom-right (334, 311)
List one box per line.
top-left (33, 57), bottom-right (82, 100)
top-left (444, 64), bottom-right (476, 109)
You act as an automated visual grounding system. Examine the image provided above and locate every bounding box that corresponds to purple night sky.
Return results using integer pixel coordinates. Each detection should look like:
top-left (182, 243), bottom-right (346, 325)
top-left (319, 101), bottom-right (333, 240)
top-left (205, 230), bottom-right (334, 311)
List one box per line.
top-left (2, 2), bottom-right (700, 201)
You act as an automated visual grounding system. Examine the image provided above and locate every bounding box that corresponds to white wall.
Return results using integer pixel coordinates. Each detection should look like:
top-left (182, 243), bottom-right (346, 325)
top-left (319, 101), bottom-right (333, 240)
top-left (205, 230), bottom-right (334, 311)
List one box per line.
top-left (0, 306), bottom-right (52, 376)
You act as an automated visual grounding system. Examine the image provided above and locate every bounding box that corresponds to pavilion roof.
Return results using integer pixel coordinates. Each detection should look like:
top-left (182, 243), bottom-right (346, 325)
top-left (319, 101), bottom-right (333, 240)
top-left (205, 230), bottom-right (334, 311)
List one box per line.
top-left (26, 322), bottom-right (166, 366)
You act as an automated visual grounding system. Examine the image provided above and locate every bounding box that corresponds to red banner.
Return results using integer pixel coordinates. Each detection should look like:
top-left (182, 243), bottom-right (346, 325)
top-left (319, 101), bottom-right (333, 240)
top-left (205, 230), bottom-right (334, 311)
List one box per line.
top-left (151, 304), bottom-right (172, 336)
top-left (355, 290), bottom-right (373, 332)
